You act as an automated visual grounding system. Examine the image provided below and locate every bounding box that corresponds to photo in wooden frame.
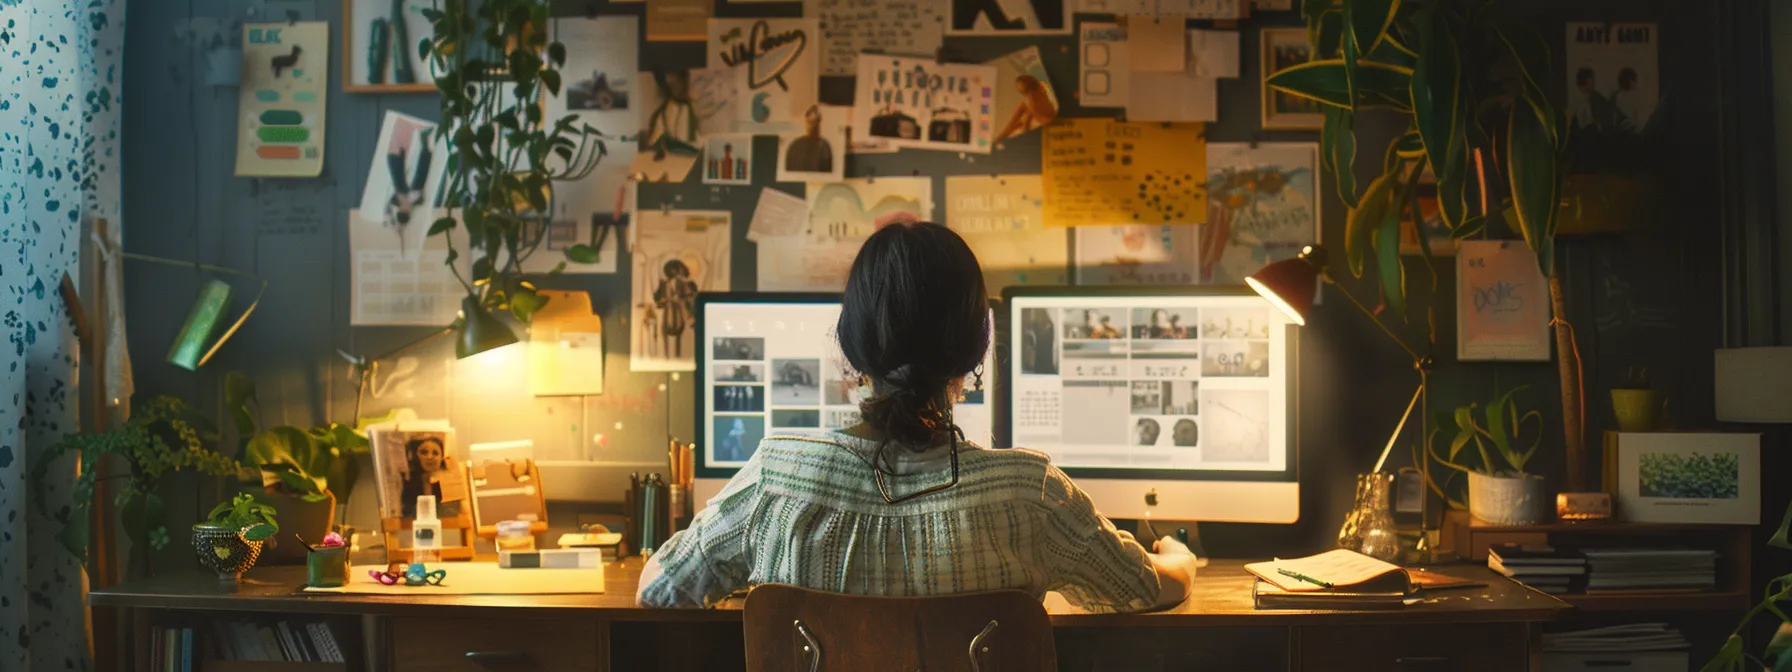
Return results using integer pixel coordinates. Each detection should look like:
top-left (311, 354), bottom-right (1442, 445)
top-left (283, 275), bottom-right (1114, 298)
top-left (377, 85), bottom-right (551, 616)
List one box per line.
top-left (343, 0), bottom-right (437, 93)
top-left (1260, 28), bottom-right (1324, 130)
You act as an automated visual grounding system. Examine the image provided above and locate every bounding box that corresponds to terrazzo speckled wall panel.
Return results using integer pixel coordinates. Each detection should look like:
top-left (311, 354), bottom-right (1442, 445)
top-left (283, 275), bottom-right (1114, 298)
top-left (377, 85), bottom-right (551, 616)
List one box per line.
top-left (0, 0), bottom-right (124, 669)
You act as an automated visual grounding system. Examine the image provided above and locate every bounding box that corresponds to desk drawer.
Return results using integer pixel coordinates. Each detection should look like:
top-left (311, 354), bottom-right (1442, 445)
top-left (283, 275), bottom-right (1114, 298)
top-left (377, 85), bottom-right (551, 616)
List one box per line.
top-left (1056, 626), bottom-right (1291, 671)
top-left (1299, 624), bottom-right (1529, 672)
top-left (391, 617), bottom-right (600, 670)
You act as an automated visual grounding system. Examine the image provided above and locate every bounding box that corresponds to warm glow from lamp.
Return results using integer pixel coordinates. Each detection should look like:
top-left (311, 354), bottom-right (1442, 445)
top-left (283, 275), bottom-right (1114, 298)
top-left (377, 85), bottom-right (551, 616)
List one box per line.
top-left (1245, 246), bottom-right (1325, 326)
top-left (456, 295), bottom-right (521, 359)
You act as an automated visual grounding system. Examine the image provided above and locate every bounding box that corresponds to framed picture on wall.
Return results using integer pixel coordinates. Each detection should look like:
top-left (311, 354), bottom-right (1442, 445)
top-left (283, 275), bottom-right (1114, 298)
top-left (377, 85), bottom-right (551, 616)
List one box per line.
top-left (1260, 28), bottom-right (1324, 130)
top-left (343, 0), bottom-right (437, 93)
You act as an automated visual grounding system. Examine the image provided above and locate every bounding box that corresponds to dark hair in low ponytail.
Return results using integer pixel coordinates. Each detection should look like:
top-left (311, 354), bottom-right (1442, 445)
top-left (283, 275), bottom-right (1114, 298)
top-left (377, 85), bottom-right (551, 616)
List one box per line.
top-left (836, 218), bottom-right (989, 460)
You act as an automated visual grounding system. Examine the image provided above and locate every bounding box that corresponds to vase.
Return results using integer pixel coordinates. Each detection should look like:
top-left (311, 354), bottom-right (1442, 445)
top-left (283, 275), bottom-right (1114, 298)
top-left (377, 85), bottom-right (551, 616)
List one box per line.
top-left (1467, 472), bottom-right (1549, 526)
top-left (1338, 473), bottom-right (1400, 562)
top-left (1610, 389), bottom-right (1663, 433)
top-left (192, 524), bottom-right (266, 582)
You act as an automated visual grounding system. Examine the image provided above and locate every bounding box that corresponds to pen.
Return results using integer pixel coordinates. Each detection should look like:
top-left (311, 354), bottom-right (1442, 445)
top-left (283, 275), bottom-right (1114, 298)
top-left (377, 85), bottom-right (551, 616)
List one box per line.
top-left (1277, 568), bottom-right (1333, 588)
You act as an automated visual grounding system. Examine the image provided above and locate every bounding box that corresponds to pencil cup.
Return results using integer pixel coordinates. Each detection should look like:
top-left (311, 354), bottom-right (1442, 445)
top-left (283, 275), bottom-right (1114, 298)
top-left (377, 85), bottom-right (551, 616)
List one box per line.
top-left (307, 544), bottom-right (350, 588)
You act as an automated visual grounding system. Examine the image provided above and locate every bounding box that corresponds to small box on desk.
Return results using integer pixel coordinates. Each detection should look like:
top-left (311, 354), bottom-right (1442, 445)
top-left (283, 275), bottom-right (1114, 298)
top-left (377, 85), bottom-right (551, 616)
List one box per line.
top-left (1602, 431), bottom-right (1760, 525)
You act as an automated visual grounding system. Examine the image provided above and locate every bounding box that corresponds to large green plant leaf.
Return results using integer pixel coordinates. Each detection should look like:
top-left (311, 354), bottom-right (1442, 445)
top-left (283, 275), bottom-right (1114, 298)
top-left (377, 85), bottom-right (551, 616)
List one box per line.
top-left (1410, 7), bottom-right (1463, 225)
top-left (1266, 59), bottom-right (1413, 110)
top-left (1495, 21), bottom-right (1556, 141)
top-left (1347, 0), bottom-right (1400, 55)
top-left (1699, 635), bottom-right (1743, 672)
top-left (1340, 10), bottom-right (1360, 113)
top-left (1506, 95), bottom-right (1560, 278)
top-left (1322, 106), bottom-right (1358, 207)
top-left (1372, 205), bottom-right (1405, 318)
top-left (1344, 174), bottom-right (1397, 277)
top-left (1769, 498), bottom-right (1792, 550)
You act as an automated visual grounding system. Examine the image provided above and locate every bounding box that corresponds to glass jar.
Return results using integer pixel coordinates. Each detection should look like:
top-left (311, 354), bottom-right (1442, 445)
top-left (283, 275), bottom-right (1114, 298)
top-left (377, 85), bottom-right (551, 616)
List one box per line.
top-left (1338, 472), bottom-right (1400, 562)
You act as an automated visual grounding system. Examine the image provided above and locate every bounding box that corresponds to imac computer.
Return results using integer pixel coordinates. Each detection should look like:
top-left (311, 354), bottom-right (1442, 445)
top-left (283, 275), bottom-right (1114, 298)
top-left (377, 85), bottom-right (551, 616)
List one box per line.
top-left (692, 293), bottom-right (995, 507)
top-left (1002, 286), bottom-right (1299, 523)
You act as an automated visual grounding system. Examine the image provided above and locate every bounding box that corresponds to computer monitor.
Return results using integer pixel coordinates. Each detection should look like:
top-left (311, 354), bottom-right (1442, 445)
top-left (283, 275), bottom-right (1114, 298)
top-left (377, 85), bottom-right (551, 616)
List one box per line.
top-left (1002, 286), bottom-right (1299, 523)
top-left (693, 293), bottom-right (995, 506)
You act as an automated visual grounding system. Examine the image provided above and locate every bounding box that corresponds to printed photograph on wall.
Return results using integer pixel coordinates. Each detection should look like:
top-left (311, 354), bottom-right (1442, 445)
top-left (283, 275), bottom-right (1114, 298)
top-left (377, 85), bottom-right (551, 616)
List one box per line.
top-left (854, 56), bottom-right (998, 153)
top-left (630, 211), bottom-right (733, 371)
top-left (358, 112), bottom-right (447, 258)
top-left (1260, 28), bottom-right (1323, 130)
top-left (703, 134), bottom-right (755, 186)
top-left (775, 105), bottom-right (847, 183)
top-left (1201, 142), bottom-right (1319, 284)
top-left (345, 0), bottom-right (436, 92)
top-left (988, 47), bottom-right (1060, 143)
top-left (948, 0), bottom-right (1072, 35)
top-left (711, 415), bottom-right (766, 464)
top-left (1565, 22), bottom-right (1658, 132)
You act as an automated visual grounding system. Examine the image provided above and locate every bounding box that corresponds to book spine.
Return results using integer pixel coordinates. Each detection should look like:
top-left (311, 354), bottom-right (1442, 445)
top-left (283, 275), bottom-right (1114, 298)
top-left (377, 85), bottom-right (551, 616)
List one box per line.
top-left (257, 624), bottom-right (287, 661)
top-left (292, 621), bottom-right (318, 662)
top-left (181, 628), bottom-right (194, 672)
top-left (308, 622), bottom-right (345, 663)
top-left (164, 627), bottom-right (179, 672)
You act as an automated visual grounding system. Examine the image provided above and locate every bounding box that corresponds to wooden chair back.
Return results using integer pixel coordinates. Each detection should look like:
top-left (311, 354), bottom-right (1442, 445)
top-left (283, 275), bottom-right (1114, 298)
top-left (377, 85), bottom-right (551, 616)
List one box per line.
top-left (743, 584), bottom-right (1058, 672)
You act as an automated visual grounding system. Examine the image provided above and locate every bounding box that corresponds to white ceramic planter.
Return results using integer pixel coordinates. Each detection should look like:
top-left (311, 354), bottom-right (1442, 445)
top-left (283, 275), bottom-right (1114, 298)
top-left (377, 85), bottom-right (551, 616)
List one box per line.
top-left (1467, 471), bottom-right (1549, 525)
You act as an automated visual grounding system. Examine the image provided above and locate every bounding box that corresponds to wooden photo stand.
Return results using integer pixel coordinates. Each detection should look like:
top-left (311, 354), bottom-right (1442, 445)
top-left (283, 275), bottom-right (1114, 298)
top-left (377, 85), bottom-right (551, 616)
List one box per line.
top-left (381, 508), bottom-right (476, 563)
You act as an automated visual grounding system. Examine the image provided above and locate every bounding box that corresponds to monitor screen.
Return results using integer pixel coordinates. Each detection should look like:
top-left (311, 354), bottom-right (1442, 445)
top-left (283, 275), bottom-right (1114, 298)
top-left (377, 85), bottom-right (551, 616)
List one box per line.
top-left (1004, 287), bottom-right (1297, 481)
top-left (696, 293), bottom-right (994, 477)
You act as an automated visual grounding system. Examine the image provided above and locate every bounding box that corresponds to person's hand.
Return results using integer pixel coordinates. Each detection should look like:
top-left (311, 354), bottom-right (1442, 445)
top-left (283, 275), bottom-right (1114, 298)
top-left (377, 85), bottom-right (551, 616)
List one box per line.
top-left (1153, 536), bottom-right (1192, 558)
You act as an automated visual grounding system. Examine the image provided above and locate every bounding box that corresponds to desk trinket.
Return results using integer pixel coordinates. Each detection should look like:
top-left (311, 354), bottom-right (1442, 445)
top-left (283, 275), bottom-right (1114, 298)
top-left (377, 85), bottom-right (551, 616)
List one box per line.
top-left (305, 532), bottom-right (350, 588)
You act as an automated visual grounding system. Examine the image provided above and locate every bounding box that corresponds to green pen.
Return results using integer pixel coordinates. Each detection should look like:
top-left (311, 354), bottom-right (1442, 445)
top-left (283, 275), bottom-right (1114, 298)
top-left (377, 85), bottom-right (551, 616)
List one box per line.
top-left (1277, 568), bottom-right (1334, 589)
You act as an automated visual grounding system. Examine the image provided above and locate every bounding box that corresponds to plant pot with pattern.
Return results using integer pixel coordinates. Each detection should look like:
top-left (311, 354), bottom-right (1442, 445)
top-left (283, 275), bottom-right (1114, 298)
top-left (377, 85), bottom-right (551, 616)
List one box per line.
top-left (193, 494), bottom-right (279, 582)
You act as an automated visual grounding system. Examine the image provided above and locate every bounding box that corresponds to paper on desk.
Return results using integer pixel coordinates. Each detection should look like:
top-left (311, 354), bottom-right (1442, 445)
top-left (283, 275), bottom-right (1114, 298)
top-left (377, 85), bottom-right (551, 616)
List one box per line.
top-left (306, 562), bottom-right (606, 595)
top-left (1245, 549), bottom-right (1405, 592)
top-left (747, 188), bottom-right (808, 242)
top-left (1128, 16), bottom-right (1186, 72)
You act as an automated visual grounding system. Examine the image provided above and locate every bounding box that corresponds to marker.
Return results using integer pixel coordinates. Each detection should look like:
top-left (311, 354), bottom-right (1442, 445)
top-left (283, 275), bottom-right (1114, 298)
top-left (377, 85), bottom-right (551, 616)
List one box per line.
top-left (1277, 568), bottom-right (1333, 588)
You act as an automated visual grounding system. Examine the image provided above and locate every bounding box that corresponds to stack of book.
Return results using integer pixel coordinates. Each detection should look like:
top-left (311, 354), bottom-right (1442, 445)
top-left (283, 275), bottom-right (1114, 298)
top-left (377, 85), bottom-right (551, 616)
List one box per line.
top-left (1245, 549), bottom-right (1419, 609)
top-left (209, 619), bottom-right (347, 663)
top-left (1582, 548), bottom-right (1718, 592)
top-left (1487, 544), bottom-right (1585, 595)
top-left (148, 626), bottom-right (196, 672)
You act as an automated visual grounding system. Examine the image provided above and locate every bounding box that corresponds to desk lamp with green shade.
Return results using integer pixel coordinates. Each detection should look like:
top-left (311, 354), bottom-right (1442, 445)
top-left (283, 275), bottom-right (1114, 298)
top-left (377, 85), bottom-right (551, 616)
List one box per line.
top-left (1248, 245), bottom-right (1435, 561)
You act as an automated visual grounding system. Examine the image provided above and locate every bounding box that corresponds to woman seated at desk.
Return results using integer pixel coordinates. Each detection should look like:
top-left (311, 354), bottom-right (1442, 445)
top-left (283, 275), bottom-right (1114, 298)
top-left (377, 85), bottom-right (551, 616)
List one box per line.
top-left (638, 216), bottom-right (1197, 612)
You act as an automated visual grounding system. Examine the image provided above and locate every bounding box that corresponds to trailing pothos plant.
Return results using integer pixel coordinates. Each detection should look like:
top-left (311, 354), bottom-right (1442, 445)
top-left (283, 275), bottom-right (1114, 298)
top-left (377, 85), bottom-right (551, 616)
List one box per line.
top-left (1271, 0), bottom-right (1589, 490)
top-left (421, 0), bottom-right (609, 324)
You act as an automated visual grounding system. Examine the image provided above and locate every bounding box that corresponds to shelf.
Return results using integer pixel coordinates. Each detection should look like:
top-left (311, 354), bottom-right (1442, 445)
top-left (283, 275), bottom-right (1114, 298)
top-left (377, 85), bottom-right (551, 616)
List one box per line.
top-left (1457, 519), bottom-right (1749, 535)
top-left (1554, 590), bottom-right (1751, 613)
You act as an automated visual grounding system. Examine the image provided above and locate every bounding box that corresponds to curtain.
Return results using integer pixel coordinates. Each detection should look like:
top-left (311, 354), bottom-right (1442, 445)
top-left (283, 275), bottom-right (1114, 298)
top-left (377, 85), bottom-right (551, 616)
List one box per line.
top-left (0, 0), bottom-right (127, 669)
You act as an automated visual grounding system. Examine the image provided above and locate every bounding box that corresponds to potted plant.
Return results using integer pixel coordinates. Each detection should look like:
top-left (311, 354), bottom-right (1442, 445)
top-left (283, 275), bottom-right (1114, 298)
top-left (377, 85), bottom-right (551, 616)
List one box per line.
top-left (420, 0), bottom-right (610, 332)
top-left (1609, 366), bottom-right (1663, 433)
top-left (226, 372), bottom-right (370, 564)
top-left (1272, 0), bottom-right (1588, 492)
top-left (192, 493), bottom-right (279, 582)
top-left (31, 395), bottom-right (243, 576)
top-left (1432, 385), bottom-right (1548, 525)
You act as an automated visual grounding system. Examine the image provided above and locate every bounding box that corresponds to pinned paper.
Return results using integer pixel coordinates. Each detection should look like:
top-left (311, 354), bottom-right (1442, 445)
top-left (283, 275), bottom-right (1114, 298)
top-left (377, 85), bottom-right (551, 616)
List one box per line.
top-left (1041, 119), bottom-right (1207, 227)
top-left (1128, 73), bottom-right (1217, 122)
top-left (708, 19), bottom-right (820, 130)
top-left (545, 17), bottom-right (639, 225)
top-left (1078, 22), bottom-right (1129, 108)
top-left (746, 188), bottom-right (808, 242)
top-left (647, 0), bottom-right (710, 41)
top-left (806, 0), bottom-right (947, 76)
top-left (235, 22), bottom-right (328, 177)
top-left (631, 211), bottom-right (733, 372)
top-left (945, 175), bottom-right (1069, 292)
top-left (1128, 16), bottom-right (1187, 73)
top-left (1457, 241), bottom-right (1551, 362)
top-left (1191, 29), bottom-right (1240, 78)
top-left (776, 104), bottom-right (848, 183)
top-left (631, 69), bottom-right (702, 183)
top-left (855, 56), bottom-right (998, 153)
top-left (989, 47), bottom-right (1060, 143)
top-left (1201, 142), bottom-right (1318, 283)
top-left (1073, 225), bottom-right (1200, 286)
top-left (348, 208), bottom-right (468, 327)
top-left (949, 0), bottom-right (1071, 35)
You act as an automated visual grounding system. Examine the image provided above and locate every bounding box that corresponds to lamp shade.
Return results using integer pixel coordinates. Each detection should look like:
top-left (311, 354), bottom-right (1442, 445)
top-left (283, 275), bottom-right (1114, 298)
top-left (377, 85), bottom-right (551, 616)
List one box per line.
top-left (457, 295), bottom-right (520, 359)
top-left (1716, 347), bottom-right (1792, 423)
top-left (1246, 247), bottom-right (1324, 326)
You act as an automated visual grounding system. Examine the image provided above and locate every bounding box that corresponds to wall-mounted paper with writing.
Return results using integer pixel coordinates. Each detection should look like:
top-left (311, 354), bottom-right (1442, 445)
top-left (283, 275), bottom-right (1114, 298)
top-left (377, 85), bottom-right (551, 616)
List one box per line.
top-left (1200, 142), bottom-right (1318, 284)
top-left (949, 0), bottom-right (1071, 35)
top-left (989, 47), bottom-right (1060, 144)
top-left (235, 22), bottom-right (328, 177)
top-left (709, 19), bottom-right (820, 131)
top-left (1074, 225), bottom-right (1199, 285)
top-left (1457, 240), bottom-right (1552, 362)
top-left (746, 188), bottom-right (808, 242)
top-left (546, 16), bottom-right (639, 251)
top-left (1078, 22), bottom-right (1129, 108)
top-left (631, 211), bottom-right (733, 371)
top-left (1074, 0), bottom-right (1241, 18)
top-left (855, 56), bottom-right (998, 153)
top-left (758, 177), bottom-right (932, 291)
top-left (1565, 22), bottom-right (1657, 133)
top-left (349, 209), bottom-right (469, 326)
top-left (946, 175), bottom-right (1069, 292)
top-left (1041, 119), bottom-right (1207, 227)
top-left (806, 0), bottom-right (947, 77)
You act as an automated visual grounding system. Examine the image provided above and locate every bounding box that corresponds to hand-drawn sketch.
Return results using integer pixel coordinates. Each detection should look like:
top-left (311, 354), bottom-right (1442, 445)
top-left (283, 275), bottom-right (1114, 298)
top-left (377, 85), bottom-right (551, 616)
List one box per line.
top-left (631, 211), bottom-right (733, 371)
top-left (1200, 143), bottom-right (1318, 284)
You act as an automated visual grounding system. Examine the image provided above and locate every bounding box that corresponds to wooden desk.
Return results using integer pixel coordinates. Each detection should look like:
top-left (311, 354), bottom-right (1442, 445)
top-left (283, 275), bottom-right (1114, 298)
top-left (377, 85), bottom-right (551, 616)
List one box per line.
top-left (92, 560), bottom-right (1569, 671)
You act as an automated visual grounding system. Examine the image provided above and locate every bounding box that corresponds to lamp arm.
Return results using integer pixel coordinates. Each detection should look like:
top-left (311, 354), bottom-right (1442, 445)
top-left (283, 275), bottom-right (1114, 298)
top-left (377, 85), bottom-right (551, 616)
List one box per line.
top-left (348, 326), bottom-right (455, 425)
top-left (1322, 273), bottom-right (1425, 366)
